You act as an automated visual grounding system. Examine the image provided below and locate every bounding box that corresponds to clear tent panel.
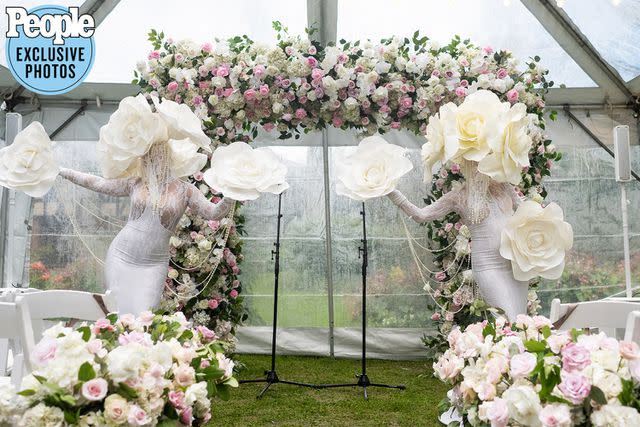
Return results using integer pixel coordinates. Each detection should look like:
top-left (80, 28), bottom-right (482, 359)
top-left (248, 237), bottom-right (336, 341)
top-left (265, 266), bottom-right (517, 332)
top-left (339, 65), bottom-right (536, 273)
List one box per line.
top-left (337, 0), bottom-right (596, 88)
top-left (85, 0), bottom-right (308, 83)
top-left (561, 0), bottom-right (640, 82)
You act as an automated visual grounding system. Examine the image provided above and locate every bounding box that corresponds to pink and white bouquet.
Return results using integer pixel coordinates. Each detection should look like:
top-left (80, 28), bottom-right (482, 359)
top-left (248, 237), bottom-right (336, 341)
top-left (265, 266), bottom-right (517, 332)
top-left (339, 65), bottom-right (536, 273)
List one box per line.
top-left (435, 315), bottom-right (640, 426)
top-left (14, 312), bottom-right (237, 426)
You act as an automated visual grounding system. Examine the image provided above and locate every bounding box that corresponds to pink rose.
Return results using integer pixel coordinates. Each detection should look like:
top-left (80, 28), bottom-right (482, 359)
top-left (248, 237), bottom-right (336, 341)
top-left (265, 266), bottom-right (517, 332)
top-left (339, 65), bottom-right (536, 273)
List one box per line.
top-left (311, 68), bottom-right (323, 80)
top-left (197, 325), bottom-right (217, 342)
top-left (86, 339), bottom-right (106, 357)
top-left (558, 370), bottom-right (591, 404)
top-left (253, 64), bottom-right (266, 78)
top-left (455, 86), bottom-right (467, 97)
top-left (216, 64), bottom-right (230, 77)
top-left (496, 68), bottom-right (508, 79)
top-left (229, 289), bottom-right (239, 299)
top-left (445, 312), bottom-right (454, 322)
top-left (444, 223), bottom-right (453, 232)
top-left (306, 56), bottom-right (318, 68)
top-left (510, 352), bottom-right (537, 379)
top-left (128, 405), bottom-right (150, 426)
top-left (295, 108), bottom-right (307, 120)
top-left (81, 378), bottom-right (108, 401)
top-left (201, 42), bottom-right (213, 53)
top-left (480, 397), bottom-right (509, 427)
top-left (263, 122), bottom-right (276, 132)
top-left (483, 46), bottom-right (494, 55)
top-left (538, 404), bottom-right (571, 427)
top-left (168, 391), bottom-right (185, 409)
top-left (216, 127), bottom-right (225, 136)
top-left (259, 84), bottom-right (269, 96)
top-left (180, 406), bottom-right (193, 426)
top-left (507, 89), bottom-right (519, 103)
top-left (31, 338), bottom-right (57, 367)
top-left (532, 315), bottom-right (552, 329)
top-left (629, 359), bottom-right (640, 381)
top-left (547, 332), bottom-right (571, 354)
top-left (390, 121), bottom-right (401, 130)
top-left (332, 115), bottom-right (344, 127)
top-left (399, 97), bottom-right (412, 109)
top-left (190, 231), bottom-right (198, 240)
top-left (167, 81), bottom-right (179, 92)
top-left (138, 310), bottom-right (154, 325)
top-left (208, 299), bottom-right (219, 310)
top-left (148, 51), bottom-right (160, 60)
top-left (620, 341), bottom-right (640, 360)
top-left (232, 265), bottom-right (240, 274)
top-left (450, 163), bottom-right (461, 174)
top-left (208, 220), bottom-right (220, 231)
top-left (431, 312), bottom-right (441, 321)
top-left (193, 172), bottom-right (204, 182)
top-left (118, 331), bottom-right (151, 347)
top-left (244, 89), bottom-right (257, 101)
top-left (93, 318), bottom-right (114, 334)
top-left (435, 271), bottom-right (447, 282)
top-left (561, 343), bottom-right (591, 372)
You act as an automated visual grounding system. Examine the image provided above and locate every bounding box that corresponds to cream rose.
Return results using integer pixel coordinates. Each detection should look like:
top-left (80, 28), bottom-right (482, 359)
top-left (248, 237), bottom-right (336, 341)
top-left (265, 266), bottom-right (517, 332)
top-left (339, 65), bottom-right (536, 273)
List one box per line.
top-left (152, 96), bottom-right (211, 151)
top-left (168, 138), bottom-right (208, 178)
top-left (335, 135), bottom-right (413, 201)
top-left (0, 121), bottom-right (59, 197)
top-left (98, 94), bottom-right (167, 178)
top-left (440, 89), bottom-right (508, 163)
top-left (203, 141), bottom-right (288, 201)
top-left (478, 102), bottom-right (533, 185)
top-left (500, 200), bottom-right (573, 281)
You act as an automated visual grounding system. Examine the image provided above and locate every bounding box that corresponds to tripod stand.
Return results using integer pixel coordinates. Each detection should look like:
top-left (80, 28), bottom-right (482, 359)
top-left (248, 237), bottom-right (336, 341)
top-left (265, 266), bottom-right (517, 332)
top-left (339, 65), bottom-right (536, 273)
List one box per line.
top-left (317, 202), bottom-right (405, 399)
top-left (239, 193), bottom-right (319, 398)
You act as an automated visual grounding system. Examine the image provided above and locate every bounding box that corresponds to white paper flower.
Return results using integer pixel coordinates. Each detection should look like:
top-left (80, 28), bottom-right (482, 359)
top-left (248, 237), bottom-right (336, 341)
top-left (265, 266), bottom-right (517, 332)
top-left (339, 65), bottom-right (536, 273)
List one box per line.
top-left (500, 200), bottom-right (573, 281)
top-left (152, 97), bottom-right (211, 151)
top-left (478, 102), bottom-right (533, 184)
top-left (440, 90), bottom-right (508, 163)
top-left (0, 121), bottom-right (59, 197)
top-left (335, 135), bottom-right (413, 201)
top-left (98, 94), bottom-right (167, 178)
top-left (203, 141), bottom-right (288, 201)
top-left (168, 138), bottom-right (208, 178)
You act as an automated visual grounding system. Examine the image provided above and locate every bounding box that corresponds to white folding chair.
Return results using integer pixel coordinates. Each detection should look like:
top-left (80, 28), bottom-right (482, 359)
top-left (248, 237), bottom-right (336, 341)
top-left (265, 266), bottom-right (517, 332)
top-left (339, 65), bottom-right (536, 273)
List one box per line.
top-left (0, 288), bottom-right (40, 378)
top-left (624, 311), bottom-right (640, 344)
top-left (0, 302), bottom-right (26, 387)
top-left (16, 290), bottom-right (116, 372)
top-left (550, 298), bottom-right (640, 338)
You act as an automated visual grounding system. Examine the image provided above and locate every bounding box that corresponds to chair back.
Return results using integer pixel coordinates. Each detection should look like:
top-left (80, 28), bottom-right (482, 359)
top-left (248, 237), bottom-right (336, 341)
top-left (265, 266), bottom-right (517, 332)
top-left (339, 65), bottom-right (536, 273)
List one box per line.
top-left (17, 290), bottom-right (115, 372)
top-left (550, 298), bottom-right (640, 337)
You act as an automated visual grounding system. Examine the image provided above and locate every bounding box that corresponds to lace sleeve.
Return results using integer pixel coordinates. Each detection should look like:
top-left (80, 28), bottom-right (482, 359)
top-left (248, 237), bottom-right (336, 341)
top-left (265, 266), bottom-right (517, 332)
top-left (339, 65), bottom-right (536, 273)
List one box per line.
top-left (501, 183), bottom-right (526, 209)
top-left (387, 189), bottom-right (459, 223)
top-left (59, 168), bottom-right (136, 197)
top-left (186, 183), bottom-right (235, 220)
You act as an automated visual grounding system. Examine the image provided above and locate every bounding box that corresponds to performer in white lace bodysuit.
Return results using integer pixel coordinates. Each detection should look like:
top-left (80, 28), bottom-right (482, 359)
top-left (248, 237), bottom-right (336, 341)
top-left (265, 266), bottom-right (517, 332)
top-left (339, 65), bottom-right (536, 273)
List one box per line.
top-left (386, 164), bottom-right (528, 320)
top-left (59, 143), bottom-right (235, 315)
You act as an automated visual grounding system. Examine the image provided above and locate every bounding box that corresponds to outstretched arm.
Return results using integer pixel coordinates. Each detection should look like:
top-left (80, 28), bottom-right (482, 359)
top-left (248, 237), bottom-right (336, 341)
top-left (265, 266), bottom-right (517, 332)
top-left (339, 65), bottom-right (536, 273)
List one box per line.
top-left (186, 183), bottom-right (235, 220)
top-left (59, 168), bottom-right (136, 197)
top-left (387, 189), bottom-right (458, 223)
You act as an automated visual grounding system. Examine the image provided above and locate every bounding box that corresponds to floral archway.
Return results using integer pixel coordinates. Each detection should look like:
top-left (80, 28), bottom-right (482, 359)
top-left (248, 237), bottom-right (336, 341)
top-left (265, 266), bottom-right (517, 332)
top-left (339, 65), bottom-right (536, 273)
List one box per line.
top-left (134, 23), bottom-right (561, 344)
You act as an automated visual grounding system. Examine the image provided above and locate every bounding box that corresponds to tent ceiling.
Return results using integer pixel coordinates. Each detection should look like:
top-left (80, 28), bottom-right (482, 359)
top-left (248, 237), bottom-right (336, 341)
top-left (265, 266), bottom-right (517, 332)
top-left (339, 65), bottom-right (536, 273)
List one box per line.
top-left (0, 0), bottom-right (638, 109)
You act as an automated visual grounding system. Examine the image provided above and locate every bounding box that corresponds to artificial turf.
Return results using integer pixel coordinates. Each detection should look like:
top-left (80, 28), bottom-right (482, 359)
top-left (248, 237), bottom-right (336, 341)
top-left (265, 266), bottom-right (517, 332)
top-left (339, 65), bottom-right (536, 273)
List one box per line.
top-left (211, 354), bottom-right (447, 427)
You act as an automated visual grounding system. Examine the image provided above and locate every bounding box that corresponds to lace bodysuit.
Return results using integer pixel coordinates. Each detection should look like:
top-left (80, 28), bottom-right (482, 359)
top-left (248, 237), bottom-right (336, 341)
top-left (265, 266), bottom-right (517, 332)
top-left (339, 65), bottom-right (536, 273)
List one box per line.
top-left (387, 182), bottom-right (529, 320)
top-left (59, 168), bottom-right (234, 315)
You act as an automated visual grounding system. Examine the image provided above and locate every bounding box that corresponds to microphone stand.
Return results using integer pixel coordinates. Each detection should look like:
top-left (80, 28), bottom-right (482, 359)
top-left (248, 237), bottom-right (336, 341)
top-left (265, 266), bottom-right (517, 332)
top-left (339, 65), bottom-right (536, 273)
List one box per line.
top-left (239, 192), bottom-right (319, 398)
top-left (316, 202), bottom-right (405, 399)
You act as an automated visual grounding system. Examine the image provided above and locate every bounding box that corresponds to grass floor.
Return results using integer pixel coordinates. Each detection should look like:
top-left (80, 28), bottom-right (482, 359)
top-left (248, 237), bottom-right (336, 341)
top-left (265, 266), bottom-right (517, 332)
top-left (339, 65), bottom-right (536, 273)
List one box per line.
top-left (212, 355), bottom-right (447, 427)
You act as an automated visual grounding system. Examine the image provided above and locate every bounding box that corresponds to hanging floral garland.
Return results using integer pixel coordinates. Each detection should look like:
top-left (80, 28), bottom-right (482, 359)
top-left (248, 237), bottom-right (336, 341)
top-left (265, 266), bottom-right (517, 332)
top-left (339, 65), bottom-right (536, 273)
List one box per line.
top-left (134, 22), bottom-right (561, 347)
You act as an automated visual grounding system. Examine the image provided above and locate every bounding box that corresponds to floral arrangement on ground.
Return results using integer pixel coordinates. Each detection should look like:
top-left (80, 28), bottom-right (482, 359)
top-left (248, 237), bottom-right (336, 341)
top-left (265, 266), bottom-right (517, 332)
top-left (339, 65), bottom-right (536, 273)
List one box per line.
top-left (134, 22), bottom-right (560, 348)
top-left (2, 312), bottom-right (237, 426)
top-left (434, 314), bottom-right (640, 426)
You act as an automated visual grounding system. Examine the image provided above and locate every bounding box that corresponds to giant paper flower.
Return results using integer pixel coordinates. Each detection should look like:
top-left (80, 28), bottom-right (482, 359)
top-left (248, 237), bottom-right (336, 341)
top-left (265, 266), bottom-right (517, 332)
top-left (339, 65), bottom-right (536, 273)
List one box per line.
top-left (478, 102), bottom-right (533, 185)
top-left (500, 200), bottom-right (573, 281)
top-left (98, 94), bottom-right (167, 178)
top-left (168, 139), bottom-right (208, 178)
top-left (203, 141), bottom-right (288, 201)
top-left (422, 113), bottom-right (446, 182)
top-left (439, 90), bottom-right (508, 163)
top-left (152, 97), bottom-right (211, 151)
top-left (335, 135), bottom-right (413, 201)
top-left (0, 122), bottom-right (59, 197)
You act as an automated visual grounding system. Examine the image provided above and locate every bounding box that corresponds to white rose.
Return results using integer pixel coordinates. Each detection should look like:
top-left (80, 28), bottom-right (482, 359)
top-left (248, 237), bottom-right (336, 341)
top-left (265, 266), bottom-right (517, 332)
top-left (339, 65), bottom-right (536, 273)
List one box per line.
top-left (0, 122), bottom-right (59, 197)
top-left (98, 94), bottom-right (167, 178)
top-left (502, 383), bottom-right (542, 427)
top-left (433, 350), bottom-right (464, 381)
top-left (591, 404), bottom-right (640, 427)
top-left (439, 90), bottom-right (509, 163)
top-left (168, 138), bottom-right (208, 178)
top-left (152, 97), bottom-right (211, 151)
top-left (478, 102), bottom-right (533, 184)
top-left (185, 381), bottom-right (208, 407)
top-left (19, 403), bottom-right (64, 427)
top-left (169, 236), bottom-right (182, 248)
top-left (335, 135), bottom-right (413, 201)
top-left (216, 353), bottom-right (235, 379)
top-left (197, 239), bottom-right (212, 252)
top-left (106, 343), bottom-right (147, 383)
top-left (500, 201), bottom-right (573, 280)
top-left (203, 142), bottom-right (289, 201)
